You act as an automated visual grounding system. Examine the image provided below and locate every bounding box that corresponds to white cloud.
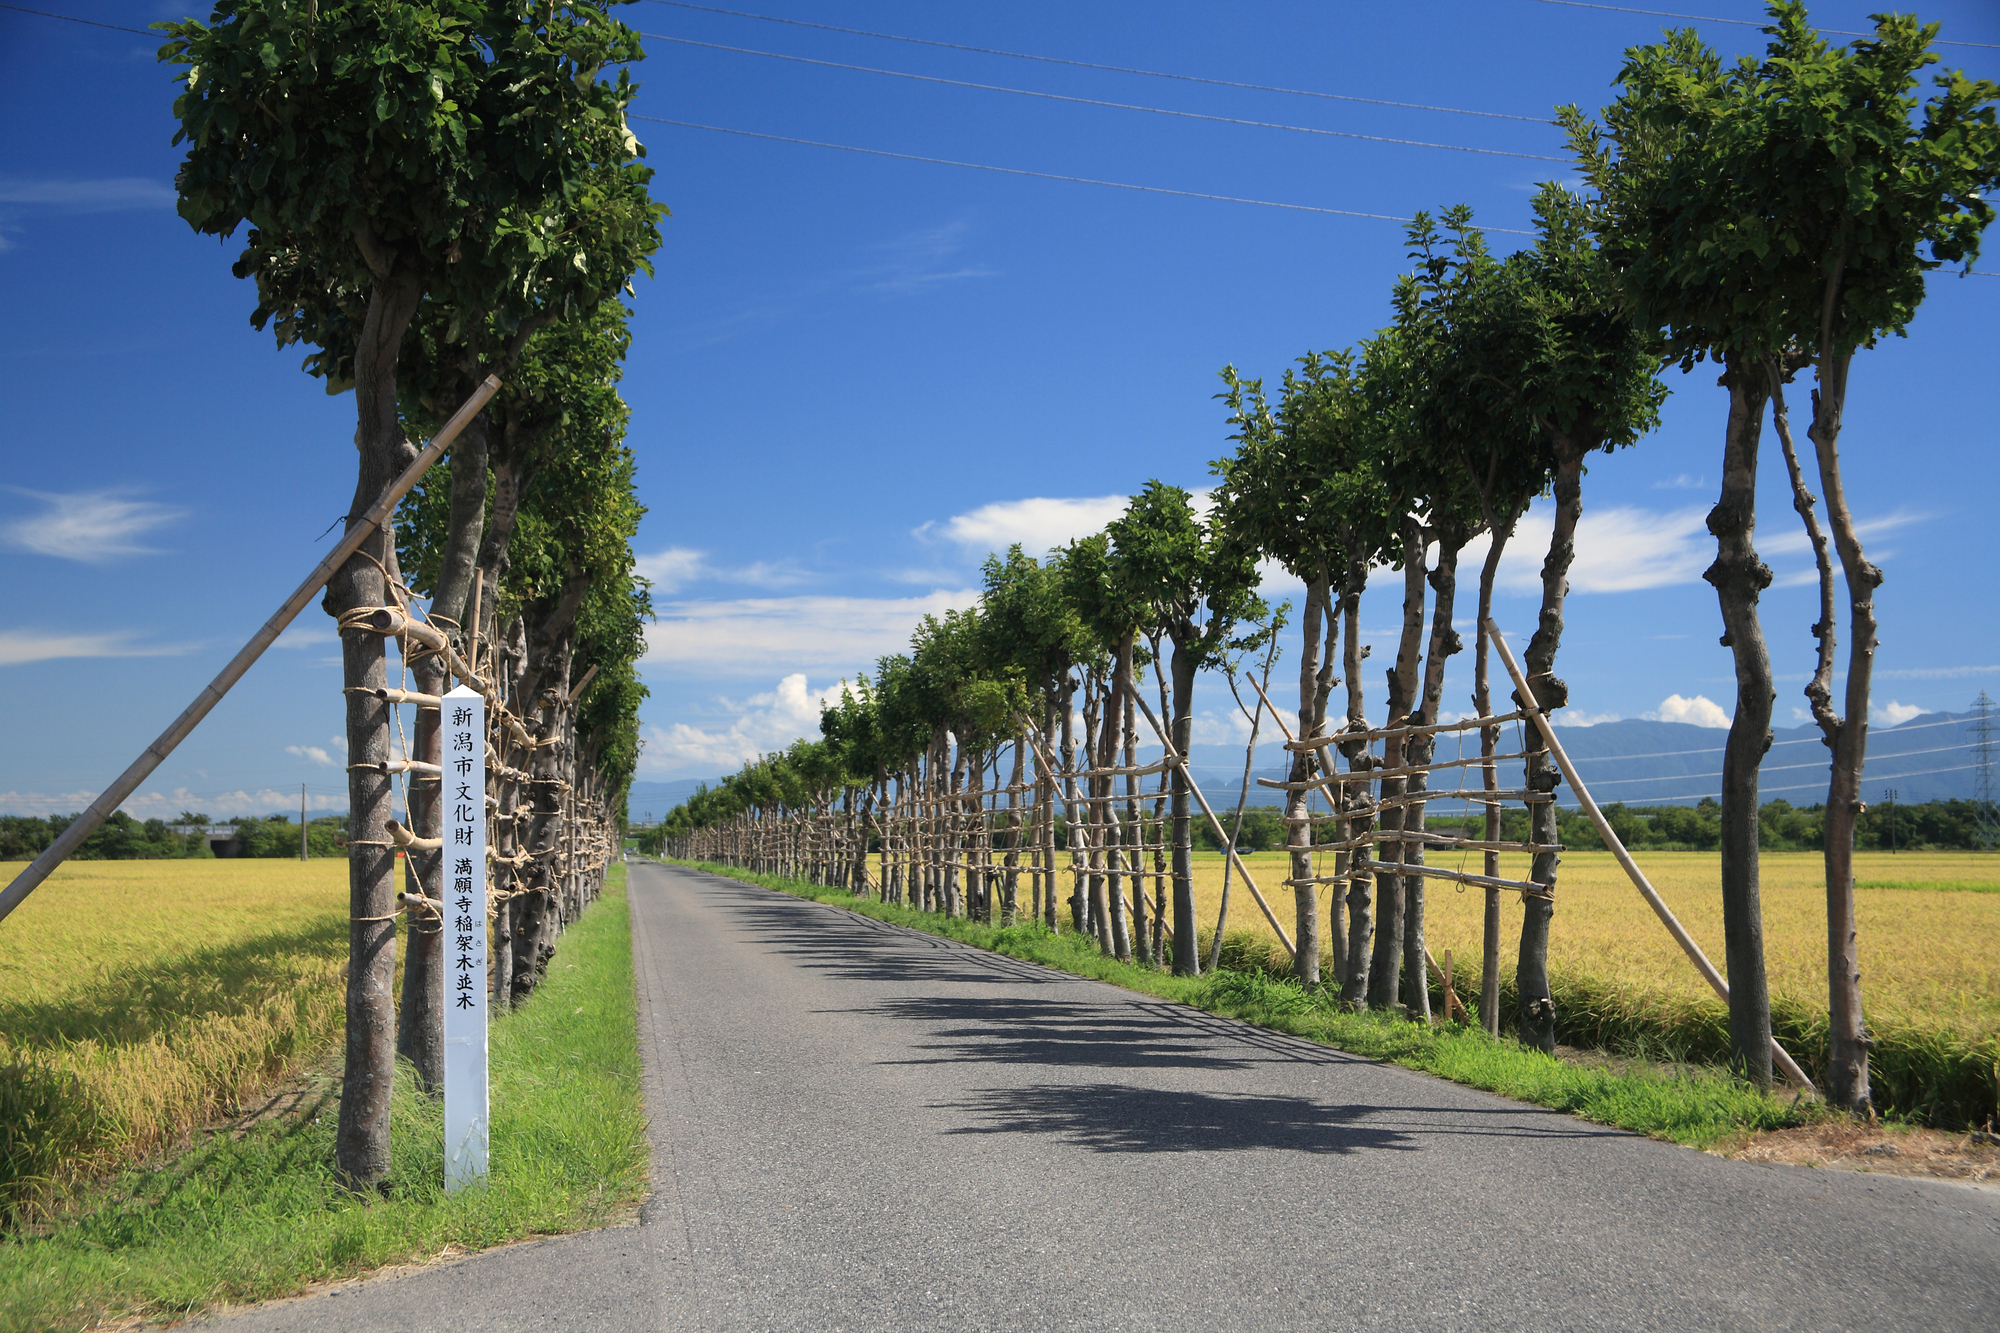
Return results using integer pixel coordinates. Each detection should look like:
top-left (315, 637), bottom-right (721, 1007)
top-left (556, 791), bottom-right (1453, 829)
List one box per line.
top-left (1459, 502), bottom-right (1922, 598)
top-left (285, 739), bottom-right (343, 767)
top-left (0, 177), bottom-right (177, 211)
top-left (1761, 506), bottom-right (1925, 556)
top-left (1463, 504), bottom-right (1711, 595)
top-left (633, 547), bottom-right (813, 594)
top-left (0, 787), bottom-right (350, 819)
top-left (1645, 694), bottom-right (1731, 728)
top-left (0, 629), bottom-right (193, 667)
top-left (1651, 473), bottom-right (1707, 490)
top-left (641, 674), bottom-right (856, 773)
top-left (920, 495), bottom-right (1131, 559)
top-left (1871, 699), bottom-right (1924, 726)
top-left (860, 221), bottom-right (996, 295)
top-left (634, 547), bottom-right (708, 593)
top-left (1, 487), bottom-right (184, 562)
top-left (644, 589), bottom-right (980, 674)
top-left (273, 622), bottom-right (334, 649)
top-left (1553, 709), bottom-right (1626, 727)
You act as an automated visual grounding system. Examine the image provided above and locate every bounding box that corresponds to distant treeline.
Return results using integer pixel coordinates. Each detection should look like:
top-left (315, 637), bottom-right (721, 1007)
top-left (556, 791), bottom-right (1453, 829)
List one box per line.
top-left (0, 811), bottom-right (351, 862)
top-left (1186, 798), bottom-right (1994, 854)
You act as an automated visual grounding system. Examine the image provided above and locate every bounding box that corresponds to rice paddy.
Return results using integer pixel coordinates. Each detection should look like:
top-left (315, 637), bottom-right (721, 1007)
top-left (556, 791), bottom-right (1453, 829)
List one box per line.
top-left (0, 859), bottom-right (352, 1217)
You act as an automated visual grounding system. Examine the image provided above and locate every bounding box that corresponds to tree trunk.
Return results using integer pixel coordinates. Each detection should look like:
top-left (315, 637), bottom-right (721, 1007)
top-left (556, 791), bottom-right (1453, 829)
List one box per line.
top-left (1805, 347), bottom-right (1877, 1116)
top-left (1123, 689), bottom-right (1148, 967)
top-left (1407, 531), bottom-right (1467, 1024)
top-left (1003, 733), bottom-right (1024, 926)
top-left (396, 655), bottom-right (446, 1094)
top-left (332, 256), bottom-right (424, 1192)
top-left (1168, 644), bottom-right (1200, 976)
top-left (1517, 450), bottom-right (1584, 1054)
top-left (1370, 518), bottom-right (1428, 1012)
top-left (1287, 580), bottom-right (1328, 989)
top-left (1338, 577), bottom-right (1375, 1007)
top-left (1473, 503), bottom-right (1520, 1037)
top-left (1703, 356), bottom-right (1777, 1089)
top-left (1059, 692), bottom-right (1083, 933)
top-left (394, 408), bottom-right (487, 1095)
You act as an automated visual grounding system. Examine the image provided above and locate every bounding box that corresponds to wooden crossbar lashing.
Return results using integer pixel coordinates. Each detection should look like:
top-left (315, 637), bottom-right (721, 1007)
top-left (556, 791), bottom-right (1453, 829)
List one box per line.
top-left (1280, 709), bottom-right (1535, 750)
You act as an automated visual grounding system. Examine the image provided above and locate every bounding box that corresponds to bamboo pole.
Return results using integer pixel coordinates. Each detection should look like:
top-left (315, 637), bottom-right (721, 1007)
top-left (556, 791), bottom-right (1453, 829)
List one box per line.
top-left (0, 376), bottom-right (502, 926)
top-left (1482, 618), bottom-right (1817, 1094)
top-left (1109, 676), bottom-right (1296, 959)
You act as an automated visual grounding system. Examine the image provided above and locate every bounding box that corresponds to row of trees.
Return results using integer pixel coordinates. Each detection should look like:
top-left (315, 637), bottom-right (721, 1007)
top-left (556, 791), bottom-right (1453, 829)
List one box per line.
top-left (657, 4), bottom-right (1996, 1117)
top-left (164, 1), bottom-right (662, 1188)
top-left (0, 811), bottom-right (349, 862)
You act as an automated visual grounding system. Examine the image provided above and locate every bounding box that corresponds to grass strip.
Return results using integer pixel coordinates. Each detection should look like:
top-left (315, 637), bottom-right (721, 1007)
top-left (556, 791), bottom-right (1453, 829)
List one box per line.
top-left (0, 867), bottom-right (644, 1333)
top-left (669, 859), bottom-right (1816, 1150)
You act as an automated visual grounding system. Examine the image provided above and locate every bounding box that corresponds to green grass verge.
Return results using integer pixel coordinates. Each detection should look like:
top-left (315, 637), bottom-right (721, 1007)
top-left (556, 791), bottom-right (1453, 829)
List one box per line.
top-left (667, 859), bottom-right (1817, 1150)
top-left (0, 867), bottom-right (645, 1333)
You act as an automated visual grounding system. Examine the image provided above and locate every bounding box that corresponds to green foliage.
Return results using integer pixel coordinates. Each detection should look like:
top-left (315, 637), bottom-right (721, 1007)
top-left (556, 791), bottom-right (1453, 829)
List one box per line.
top-left (1105, 481), bottom-right (1266, 679)
top-left (1, 814), bottom-right (207, 862)
top-left (162, 1), bottom-right (661, 389)
top-left (1565, 1), bottom-right (2000, 369)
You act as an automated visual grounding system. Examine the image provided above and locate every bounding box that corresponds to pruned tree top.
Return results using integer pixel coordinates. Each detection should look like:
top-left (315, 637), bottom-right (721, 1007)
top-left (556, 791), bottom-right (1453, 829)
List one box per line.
top-left (1564, 0), bottom-right (1999, 367)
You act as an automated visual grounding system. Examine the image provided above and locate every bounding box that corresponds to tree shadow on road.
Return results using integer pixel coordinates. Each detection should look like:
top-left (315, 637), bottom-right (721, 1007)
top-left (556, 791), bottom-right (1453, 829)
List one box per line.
top-left (940, 1083), bottom-right (1420, 1155)
top-left (864, 995), bottom-right (1295, 1072)
top-left (701, 883), bottom-right (1056, 988)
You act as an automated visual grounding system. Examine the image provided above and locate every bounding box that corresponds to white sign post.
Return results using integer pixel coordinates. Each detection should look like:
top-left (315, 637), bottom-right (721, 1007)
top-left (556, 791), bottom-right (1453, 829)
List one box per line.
top-left (442, 684), bottom-right (489, 1191)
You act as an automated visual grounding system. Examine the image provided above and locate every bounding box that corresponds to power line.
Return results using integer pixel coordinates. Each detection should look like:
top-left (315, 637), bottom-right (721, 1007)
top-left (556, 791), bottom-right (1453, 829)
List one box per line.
top-left (635, 115), bottom-right (1538, 233)
top-left (1574, 741), bottom-right (1970, 789)
top-left (1529, 0), bottom-right (2000, 51)
top-left (642, 32), bottom-right (1568, 162)
top-left (1547, 713), bottom-right (1970, 764)
top-left (0, 3), bottom-right (151, 35)
top-left (1545, 762), bottom-right (1979, 808)
top-left (642, 0), bottom-right (1552, 123)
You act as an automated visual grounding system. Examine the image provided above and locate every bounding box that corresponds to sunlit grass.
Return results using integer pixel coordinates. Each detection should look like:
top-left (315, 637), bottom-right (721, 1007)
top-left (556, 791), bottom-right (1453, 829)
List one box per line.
top-left (0, 867), bottom-right (642, 1333)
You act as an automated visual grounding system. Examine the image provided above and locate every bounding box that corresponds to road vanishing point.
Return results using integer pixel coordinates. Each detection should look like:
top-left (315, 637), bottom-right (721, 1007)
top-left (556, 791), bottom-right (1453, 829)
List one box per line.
top-left (199, 861), bottom-right (2000, 1331)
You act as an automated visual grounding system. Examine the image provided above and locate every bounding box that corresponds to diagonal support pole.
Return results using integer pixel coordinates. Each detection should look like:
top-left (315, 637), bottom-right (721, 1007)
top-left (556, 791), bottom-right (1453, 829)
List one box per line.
top-left (1483, 618), bottom-right (1817, 1093)
top-left (0, 377), bottom-right (503, 926)
top-left (1115, 671), bottom-right (1295, 959)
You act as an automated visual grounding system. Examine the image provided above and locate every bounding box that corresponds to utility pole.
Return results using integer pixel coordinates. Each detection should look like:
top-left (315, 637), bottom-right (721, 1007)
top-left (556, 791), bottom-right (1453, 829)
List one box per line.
top-left (1883, 787), bottom-right (1898, 855)
top-left (1974, 692), bottom-right (1996, 852)
top-left (301, 782), bottom-right (308, 861)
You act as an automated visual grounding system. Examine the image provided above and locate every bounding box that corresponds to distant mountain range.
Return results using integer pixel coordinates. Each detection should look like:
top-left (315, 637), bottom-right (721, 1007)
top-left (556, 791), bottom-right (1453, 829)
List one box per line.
top-left (627, 709), bottom-right (1988, 821)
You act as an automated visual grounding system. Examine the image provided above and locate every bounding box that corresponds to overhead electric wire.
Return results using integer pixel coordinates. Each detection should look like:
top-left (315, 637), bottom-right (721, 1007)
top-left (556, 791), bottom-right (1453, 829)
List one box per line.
top-left (1576, 741), bottom-right (1971, 788)
top-left (634, 115), bottom-right (1538, 232)
top-left (643, 0), bottom-right (1552, 123)
top-left (1570, 762), bottom-right (1980, 806)
top-left (1529, 0), bottom-right (2000, 51)
top-left (641, 32), bottom-right (1568, 162)
top-left (1553, 714), bottom-right (1972, 764)
top-left (0, 3), bottom-right (151, 34)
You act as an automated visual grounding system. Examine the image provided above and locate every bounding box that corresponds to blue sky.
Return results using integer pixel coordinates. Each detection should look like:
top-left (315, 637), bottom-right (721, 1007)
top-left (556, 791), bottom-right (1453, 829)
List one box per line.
top-left (2, 0), bottom-right (1997, 818)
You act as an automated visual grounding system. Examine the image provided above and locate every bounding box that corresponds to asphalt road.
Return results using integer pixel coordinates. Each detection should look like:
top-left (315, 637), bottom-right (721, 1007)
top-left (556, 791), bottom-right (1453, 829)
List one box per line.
top-left (199, 860), bottom-right (2000, 1332)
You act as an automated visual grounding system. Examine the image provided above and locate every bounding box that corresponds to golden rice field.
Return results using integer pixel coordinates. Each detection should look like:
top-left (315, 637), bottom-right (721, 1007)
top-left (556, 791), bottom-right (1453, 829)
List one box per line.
top-left (0, 859), bottom-right (351, 1214)
top-left (1188, 849), bottom-right (2000, 1038)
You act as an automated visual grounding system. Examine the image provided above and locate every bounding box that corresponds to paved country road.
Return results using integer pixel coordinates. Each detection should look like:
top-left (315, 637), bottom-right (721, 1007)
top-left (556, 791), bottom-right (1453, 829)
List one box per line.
top-left (199, 861), bottom-right (2000, 1332)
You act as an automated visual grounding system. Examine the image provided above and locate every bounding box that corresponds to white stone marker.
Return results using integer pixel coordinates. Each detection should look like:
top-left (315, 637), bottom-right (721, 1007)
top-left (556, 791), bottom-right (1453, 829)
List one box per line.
top-left (442, 684), bottom-right (489, 1191)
